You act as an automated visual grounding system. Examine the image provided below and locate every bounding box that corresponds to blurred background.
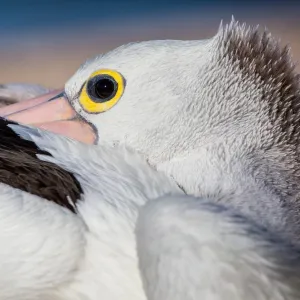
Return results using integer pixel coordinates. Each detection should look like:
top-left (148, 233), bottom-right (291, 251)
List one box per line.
top-left (0, 0), bottom-right (300, 88)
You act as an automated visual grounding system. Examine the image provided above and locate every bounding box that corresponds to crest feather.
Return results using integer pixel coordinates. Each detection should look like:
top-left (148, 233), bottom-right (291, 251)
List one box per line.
top-left (216, 20), bottom-right (300, 150)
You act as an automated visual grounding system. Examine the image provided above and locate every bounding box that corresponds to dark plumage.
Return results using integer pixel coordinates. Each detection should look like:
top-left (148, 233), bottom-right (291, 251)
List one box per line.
top-left (0, 118), bottom-right (82, 213)
top-left (220, 23), bottom-right (300, 149)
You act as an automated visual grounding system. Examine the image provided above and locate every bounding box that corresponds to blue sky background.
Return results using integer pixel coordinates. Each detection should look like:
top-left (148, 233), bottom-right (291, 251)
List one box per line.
top-left (1, 0), bottom-right (299, 35)
top-left (1, 0), bottom-right (300, 86)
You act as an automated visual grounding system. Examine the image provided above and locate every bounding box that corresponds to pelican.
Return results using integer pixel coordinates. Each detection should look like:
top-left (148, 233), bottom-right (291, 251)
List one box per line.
top-left (1, 20), bottom-right (300, 299)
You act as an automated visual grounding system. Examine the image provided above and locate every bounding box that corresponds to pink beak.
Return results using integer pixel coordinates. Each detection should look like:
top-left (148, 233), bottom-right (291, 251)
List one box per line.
top-left (0, 90), bottom-right (96, 144)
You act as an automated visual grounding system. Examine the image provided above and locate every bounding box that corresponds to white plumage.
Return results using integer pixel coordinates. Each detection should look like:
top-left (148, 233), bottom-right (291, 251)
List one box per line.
top-left (3, 124), bottom-right (300, 300)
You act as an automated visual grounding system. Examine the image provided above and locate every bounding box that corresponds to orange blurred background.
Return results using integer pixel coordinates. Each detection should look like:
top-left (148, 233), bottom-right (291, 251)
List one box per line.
top-left (1, 1), bottom-right (300, 88)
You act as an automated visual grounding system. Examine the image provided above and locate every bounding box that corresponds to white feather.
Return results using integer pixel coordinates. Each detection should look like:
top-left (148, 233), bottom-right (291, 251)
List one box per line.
top-left (7, 124), bottom-right (300, 300)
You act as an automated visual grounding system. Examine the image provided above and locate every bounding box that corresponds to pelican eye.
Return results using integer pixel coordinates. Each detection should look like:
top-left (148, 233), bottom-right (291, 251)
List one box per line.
top-left (87, 75), bottom-right (117, 103)
top-left (79, 69), bottom-right (125, 113)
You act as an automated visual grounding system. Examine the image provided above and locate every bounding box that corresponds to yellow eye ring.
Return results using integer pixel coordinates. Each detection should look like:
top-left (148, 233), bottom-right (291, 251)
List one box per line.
top-left (79, 69), bottom-right (125, 113)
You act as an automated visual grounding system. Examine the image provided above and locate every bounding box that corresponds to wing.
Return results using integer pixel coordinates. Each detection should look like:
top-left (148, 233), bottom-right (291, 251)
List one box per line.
top-left (0, 118), bottom-right (87, 297)
top-left (0, 118), bottom-right (82, 213)
top-left (136, 195), bottom-right (300, 300)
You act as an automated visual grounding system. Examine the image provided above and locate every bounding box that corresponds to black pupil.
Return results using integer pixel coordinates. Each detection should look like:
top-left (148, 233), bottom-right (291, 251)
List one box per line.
top-left (94, 78), bottom-right (115, 99)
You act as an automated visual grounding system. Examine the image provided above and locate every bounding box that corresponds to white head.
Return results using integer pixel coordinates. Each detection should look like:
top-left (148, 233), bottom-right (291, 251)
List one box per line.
top-left (3, 20), bottom-right (300, 200)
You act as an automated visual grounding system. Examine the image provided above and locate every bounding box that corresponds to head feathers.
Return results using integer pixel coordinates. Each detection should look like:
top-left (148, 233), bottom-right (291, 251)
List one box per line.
top-left (215, 20), bottom-right (300, 150)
